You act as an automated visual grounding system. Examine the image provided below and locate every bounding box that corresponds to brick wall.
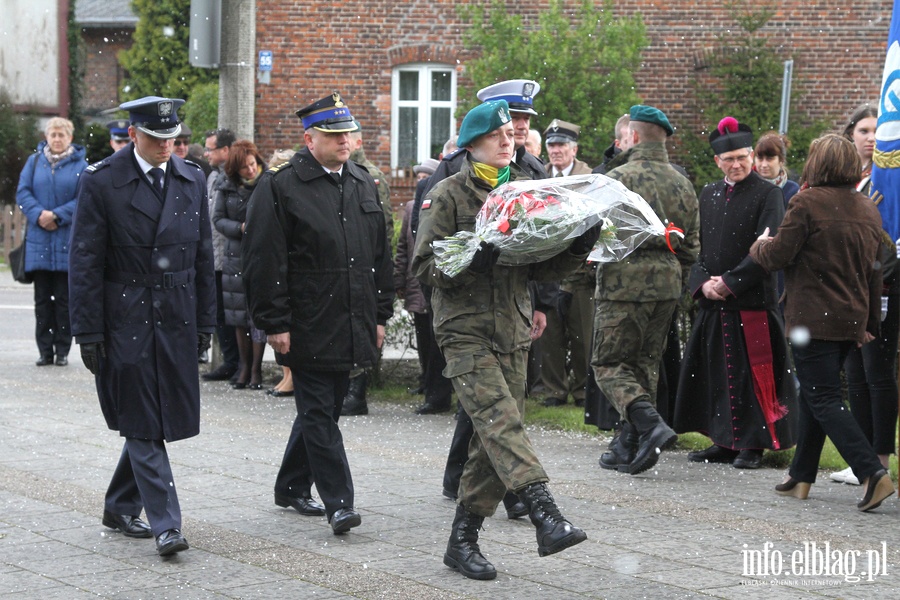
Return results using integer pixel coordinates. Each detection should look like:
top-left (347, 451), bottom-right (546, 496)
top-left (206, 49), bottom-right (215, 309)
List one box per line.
top-left (81, 27), bottom-right (132, 115)
top-left (252, 1), bottom-right (890, 209)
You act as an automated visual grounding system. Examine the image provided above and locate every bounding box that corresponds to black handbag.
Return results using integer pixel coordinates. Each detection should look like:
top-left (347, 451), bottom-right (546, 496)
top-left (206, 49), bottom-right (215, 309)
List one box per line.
top-left (8, 237), bottom-right (32, 284)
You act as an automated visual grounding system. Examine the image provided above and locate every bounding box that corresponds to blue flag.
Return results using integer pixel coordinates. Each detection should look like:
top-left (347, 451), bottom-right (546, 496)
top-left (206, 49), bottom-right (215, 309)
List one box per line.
top-left (872, 0), bottom-right (900, 242)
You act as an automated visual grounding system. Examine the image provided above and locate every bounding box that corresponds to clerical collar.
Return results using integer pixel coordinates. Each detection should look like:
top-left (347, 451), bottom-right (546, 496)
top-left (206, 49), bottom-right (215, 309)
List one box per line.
top-left (723, 176), bottom-right (737, 186)
top-left (133, 149), bottom-right (167, 177)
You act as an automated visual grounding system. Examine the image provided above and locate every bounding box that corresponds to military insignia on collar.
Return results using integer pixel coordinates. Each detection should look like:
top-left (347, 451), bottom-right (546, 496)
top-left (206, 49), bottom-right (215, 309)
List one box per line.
top-left (158, 101), bottom-right (174, 116)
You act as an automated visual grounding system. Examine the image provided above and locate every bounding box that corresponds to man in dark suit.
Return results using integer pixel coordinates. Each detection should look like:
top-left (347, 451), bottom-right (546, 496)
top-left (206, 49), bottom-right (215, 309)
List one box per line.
top-left (242, 93), bottom-right (394, 535)
top-left (69, 96), bottom-right (216, 557)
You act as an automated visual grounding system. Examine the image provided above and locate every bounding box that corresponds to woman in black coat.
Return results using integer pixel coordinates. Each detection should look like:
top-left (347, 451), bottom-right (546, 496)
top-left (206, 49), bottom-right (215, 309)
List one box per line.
top-left (213, 140), bottom-right (267, 389)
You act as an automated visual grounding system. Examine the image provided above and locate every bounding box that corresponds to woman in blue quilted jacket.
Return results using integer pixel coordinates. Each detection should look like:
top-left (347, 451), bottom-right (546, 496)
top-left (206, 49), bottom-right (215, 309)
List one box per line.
top-left (16, 117), bottom-right (87, 366)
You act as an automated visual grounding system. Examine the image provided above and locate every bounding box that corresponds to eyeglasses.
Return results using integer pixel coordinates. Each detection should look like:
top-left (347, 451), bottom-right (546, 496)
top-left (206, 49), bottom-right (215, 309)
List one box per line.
top-left (718, 151), bottom-right (752, 165)
top-left (203, 146), bottom-right (222, 153)
top-left (174, 140), bottom-right (188, 147)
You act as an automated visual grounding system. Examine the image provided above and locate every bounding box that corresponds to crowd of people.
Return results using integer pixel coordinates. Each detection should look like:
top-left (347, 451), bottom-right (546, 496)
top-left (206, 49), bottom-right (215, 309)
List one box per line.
top-left (13, 79), bottom-right (898, 573)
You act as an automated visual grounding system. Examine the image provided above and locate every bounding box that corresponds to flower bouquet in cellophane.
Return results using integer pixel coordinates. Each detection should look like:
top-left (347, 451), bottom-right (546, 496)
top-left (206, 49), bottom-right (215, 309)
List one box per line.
top-left (432, 174), bottom-right (669, 277)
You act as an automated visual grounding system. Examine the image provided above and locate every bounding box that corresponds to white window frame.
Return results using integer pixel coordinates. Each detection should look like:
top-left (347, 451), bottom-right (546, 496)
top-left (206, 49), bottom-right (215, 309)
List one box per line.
top-left (390, 63), bottom-right (457, 173)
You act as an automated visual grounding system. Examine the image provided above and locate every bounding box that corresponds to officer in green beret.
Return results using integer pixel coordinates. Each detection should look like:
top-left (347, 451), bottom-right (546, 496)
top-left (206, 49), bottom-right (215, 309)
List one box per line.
top-left (413, 99), bottom-right (592, 581)
top-left (591, 104), bottom-right (701, 475)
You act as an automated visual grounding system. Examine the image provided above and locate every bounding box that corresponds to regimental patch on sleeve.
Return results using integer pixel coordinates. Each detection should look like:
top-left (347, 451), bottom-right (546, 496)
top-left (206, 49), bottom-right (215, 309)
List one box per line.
top-left (421, 197), bottom-right (432, 210)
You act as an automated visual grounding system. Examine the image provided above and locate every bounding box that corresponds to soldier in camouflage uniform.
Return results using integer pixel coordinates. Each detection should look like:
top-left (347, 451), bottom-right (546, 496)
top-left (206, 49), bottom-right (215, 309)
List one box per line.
top-left (591, 105), bottom-right (701, 476)
top-left (413, 100), bottom-right (591, 581)
top-left (342, 121), bottom-right (395, 416)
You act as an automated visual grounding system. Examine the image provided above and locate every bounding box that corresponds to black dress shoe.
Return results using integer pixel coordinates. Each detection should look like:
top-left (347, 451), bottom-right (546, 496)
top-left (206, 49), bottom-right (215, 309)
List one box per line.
top-left (156, 529), bottom-right (189, 556)
top-left (247, 382), bottom-right (263, 390)
top-left (202, 364), bottom-right (238, 381)
top-left (688, 445), bottom-right (739, 464)
top-left (101, 510), bottom-right (153, 538)
top-left (415, 400), bottom-right (452, 415)
top-left (330, 507), bottom-right (361, 534)
top-left (270, 389), bottom-right (294, 397)
top-left (442, 488), bottom-right (458, 501)
top-left (541, 397), bottom-right (567, 407)
top-left (274, 492), bottom-right (326, 516)
top-left (231, 381), bottom-right (247, 389)
top-left (36, 356), bottom-right (54, 366)
top-left (505, 501), bottom-right (529, 519)
top-left (55, 355), bottom-right (68, 366)
top-left (733, 449), bottom-right (763, 469)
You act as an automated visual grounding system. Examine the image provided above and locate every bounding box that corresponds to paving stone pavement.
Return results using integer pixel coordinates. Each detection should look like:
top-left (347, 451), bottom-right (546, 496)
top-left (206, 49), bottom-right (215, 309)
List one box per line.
top-left (1, 271), bottom-right (899, 599)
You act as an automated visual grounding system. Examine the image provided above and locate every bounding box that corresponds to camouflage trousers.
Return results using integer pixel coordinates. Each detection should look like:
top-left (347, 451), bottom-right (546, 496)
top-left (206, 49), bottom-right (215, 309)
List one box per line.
top-left (591, 299), bottom-right (677, 419)
top-left (443, 344), bottom-right (549, 517)
top-left (540, 285), bottom-right (594, 402)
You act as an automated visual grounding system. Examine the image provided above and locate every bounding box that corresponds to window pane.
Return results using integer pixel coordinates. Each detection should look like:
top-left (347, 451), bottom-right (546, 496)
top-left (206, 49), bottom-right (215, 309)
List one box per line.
top-left (431, 71), bottom-right (452, 101)
top-left (431, 107), bottom-right (451, 158)
top-left (399, 107), bottom-right (419, 167)
top-left (399, 71), bottom-right (419, 101)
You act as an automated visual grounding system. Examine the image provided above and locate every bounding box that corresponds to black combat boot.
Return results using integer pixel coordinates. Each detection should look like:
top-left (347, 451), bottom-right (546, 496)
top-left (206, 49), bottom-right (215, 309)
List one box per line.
top-left (341, 373), bottom-right (368, 416)
top-left (626, 400), bottom-right (678, 475)
top-left (599, 422), bottom-right (638, 473)
top-left (443, 504), bottom-right (497, 580)
top-left (519, 482), bottom-right (587, 557)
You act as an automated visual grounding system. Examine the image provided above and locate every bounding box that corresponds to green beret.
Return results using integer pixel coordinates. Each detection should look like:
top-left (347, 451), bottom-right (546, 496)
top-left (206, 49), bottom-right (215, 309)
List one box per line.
top-left (458, 100), bottom-right (512, 148)
top-left (629, 105), bottom-right (674, 137)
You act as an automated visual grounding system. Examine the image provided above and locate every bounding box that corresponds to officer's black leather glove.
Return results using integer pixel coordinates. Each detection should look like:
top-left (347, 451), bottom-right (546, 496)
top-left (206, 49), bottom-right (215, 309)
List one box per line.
top-left (468, 241), bottom-right (501, 274)
top-left (80, 342), bottom-right (106, 376)
top-left (197, 332), bottom-right (212, 358)
top-left (569, 225), bottom-right (602, 255)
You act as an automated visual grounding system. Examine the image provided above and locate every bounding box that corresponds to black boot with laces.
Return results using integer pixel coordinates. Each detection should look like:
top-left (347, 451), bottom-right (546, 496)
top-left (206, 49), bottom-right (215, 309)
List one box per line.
top-left (443, 504), bottom-right (496, 580)
top-left (519, 482), bottom-right (587, 556)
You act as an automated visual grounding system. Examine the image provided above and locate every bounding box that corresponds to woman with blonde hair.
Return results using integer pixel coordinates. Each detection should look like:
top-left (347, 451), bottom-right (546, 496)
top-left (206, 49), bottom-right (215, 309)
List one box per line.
top-left (16, 117), bottom-right (87, 366)
top-left (750, 134), bottom-right (894, 511)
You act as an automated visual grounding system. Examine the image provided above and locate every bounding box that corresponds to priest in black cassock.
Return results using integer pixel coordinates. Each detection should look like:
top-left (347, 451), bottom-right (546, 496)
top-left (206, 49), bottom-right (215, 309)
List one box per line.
top-left (673, 117), bottom-right (797, 469)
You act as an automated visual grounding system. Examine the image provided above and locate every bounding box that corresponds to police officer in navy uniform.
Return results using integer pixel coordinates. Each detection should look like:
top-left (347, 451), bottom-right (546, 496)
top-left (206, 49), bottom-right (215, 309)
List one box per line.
top-left (70, 96), bottom-right (216, 557)
top-left (242, 93), bottom-right (394, 535)
top-left (106, 119), bottom-right (130, 153)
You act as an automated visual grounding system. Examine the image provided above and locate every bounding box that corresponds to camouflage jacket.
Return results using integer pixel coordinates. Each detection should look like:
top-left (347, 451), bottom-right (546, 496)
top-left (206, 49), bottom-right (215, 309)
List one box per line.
top-left (412, 160), bottom-right (587, 358)
top-left (351, 148), bottom-right (393, 241)
top-left (600, 142), bottom-right (700, 302)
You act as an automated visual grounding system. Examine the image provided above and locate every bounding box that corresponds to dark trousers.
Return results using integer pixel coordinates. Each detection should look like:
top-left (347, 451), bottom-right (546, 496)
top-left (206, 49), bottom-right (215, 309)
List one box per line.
top-left (275, 368), bottom-right (354, 519)
top-left (442, 407), bottom-right (522, 511)
top-left (790, 339), bottom-right (884, 483)
top-left (32, 270), bottom-right (71, 359)
top-left (844, 293), bottom-right (899, 455)
top-left (413, 311), bottom-right (452, 404)
top-left (105, 438), bottom-right (181, 537)
top-left (215, 271), bottom-right (239, 369)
